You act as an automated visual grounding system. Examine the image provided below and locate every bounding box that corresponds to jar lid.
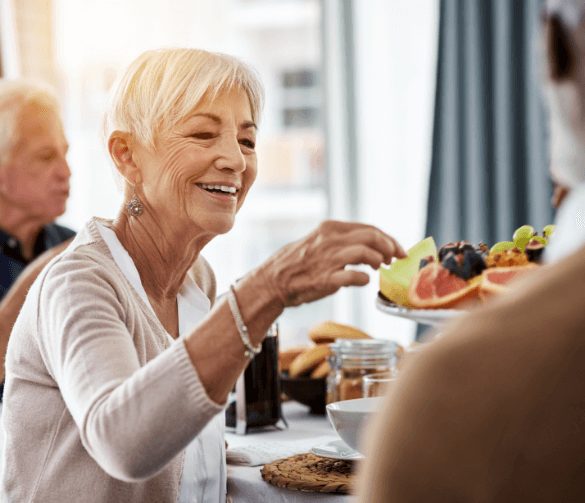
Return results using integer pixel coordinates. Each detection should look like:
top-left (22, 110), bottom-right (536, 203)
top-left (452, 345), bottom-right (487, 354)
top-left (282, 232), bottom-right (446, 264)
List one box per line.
top-left (330, 339), bottom-right (400, 357)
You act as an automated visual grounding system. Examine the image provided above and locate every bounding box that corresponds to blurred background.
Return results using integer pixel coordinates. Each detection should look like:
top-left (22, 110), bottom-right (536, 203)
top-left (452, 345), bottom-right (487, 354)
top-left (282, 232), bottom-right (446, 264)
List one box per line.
top-left (0, 0), bottom-right (551, 347)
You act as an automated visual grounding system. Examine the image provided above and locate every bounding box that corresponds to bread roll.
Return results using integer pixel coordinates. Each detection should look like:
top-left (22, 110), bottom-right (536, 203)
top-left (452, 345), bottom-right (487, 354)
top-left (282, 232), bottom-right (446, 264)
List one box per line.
top-left (289, 344), bottom-right (330, 377)
top-left (309, 321), bottom-right (370, 344)
top-left (279, 346), bottom-right (307, 372)
top-left (310, 360), bottom-right (331, 379)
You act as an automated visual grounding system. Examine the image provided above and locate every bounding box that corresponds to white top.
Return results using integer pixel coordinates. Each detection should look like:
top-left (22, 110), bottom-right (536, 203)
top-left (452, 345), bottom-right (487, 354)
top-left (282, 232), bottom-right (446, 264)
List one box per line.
top-left (96, 222), bottom-right (226, 503)
top-left (545, 182), bottom-right (585, 264)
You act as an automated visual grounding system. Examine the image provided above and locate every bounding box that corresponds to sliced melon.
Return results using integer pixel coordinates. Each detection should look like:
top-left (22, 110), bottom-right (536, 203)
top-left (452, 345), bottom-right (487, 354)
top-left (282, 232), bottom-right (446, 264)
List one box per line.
top-left (379, 237), bottom-right (437, 306)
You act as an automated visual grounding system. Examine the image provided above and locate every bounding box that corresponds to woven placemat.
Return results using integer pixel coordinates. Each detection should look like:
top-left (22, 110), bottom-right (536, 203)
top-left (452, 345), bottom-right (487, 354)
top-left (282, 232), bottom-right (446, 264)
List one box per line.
top-left (261, 453), bottom-right (355, 494)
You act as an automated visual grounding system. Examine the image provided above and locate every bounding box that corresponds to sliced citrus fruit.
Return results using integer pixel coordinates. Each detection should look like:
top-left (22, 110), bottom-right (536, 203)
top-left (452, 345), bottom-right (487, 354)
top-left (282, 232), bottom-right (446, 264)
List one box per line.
top-left (408, 263), bottom-right (480, 309)
top-left (379, 237), bottom-right (437, 306)
top-left (479, 264), bottom-right (537, 299)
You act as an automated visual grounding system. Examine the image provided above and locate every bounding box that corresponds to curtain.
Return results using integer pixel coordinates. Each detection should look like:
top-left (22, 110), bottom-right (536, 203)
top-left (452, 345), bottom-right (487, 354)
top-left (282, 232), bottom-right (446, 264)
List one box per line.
top-left (426, 0), bottom-right (551, 247)
top-left (7, 0), bottom-right (57, 85)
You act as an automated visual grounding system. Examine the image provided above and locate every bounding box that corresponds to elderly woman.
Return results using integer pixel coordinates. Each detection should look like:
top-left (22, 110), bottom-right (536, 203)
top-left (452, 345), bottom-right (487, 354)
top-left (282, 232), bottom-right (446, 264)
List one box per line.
top-left (0, 48), bottom-right (404, 502)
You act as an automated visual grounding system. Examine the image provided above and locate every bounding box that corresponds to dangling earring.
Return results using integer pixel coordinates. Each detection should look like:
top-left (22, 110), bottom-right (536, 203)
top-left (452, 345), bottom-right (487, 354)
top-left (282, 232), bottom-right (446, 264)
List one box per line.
top-left (126, 194), bottom-right (144, 217)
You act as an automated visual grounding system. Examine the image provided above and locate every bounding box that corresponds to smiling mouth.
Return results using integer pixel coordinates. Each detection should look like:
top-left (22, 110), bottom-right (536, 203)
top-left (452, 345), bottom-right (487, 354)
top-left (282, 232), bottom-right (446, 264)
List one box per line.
top-left (196, 183), bottom-right (239, 196)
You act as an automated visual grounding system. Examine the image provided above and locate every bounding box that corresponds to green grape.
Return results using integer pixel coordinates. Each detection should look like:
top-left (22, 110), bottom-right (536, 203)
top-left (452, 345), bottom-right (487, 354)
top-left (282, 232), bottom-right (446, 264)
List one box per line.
top-left (543, 224), bottom-right (556, 239)
top-left (512, 225), bottom-right (535, 251)
top-left (490, 241), bottom-right (516, 254)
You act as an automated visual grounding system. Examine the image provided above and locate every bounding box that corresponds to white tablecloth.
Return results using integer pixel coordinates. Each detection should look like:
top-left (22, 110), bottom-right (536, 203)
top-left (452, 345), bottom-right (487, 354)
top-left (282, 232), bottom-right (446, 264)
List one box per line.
top-left (226, 402), bottom-right (354, 503)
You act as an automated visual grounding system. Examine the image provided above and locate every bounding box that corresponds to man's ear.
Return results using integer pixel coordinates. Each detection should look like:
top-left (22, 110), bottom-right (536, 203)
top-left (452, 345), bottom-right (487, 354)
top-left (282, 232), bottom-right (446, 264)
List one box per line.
top-left (108, 131), bottom-right (142, 185)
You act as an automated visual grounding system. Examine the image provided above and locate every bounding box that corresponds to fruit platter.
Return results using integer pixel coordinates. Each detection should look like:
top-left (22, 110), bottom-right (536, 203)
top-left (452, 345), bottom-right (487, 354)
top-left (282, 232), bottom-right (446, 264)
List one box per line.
top-left (377, 225), bottom-right (555, 326)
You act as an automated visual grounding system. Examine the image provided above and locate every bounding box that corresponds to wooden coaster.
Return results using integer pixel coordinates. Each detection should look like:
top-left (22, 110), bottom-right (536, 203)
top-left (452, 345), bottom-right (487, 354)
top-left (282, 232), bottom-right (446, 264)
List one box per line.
top-left (261, 453), bottom-right (355, 494)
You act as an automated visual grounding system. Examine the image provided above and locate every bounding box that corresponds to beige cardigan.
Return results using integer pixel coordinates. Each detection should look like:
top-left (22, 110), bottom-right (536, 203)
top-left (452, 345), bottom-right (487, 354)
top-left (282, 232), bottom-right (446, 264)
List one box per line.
top-left (1, 218), bottom-right (223, 502)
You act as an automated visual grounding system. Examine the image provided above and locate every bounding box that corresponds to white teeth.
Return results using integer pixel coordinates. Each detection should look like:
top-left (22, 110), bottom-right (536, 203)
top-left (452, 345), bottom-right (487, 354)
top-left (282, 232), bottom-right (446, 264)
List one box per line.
top-left (198, 183), bottom-right (237, 194)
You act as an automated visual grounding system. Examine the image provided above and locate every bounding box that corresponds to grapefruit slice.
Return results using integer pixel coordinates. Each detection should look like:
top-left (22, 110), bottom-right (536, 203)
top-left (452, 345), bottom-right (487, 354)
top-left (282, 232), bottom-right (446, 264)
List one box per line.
top-left (408, 263), bottom-right (480, 309)
top-left (379, 237), bottom-right (437, 306)
top-left (479, 265), bottom-right (537, 299)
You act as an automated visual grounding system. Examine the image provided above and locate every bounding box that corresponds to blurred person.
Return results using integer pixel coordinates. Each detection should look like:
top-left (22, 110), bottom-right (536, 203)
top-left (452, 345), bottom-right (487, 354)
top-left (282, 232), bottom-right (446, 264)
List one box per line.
top-left (0, 81), bottom-right (74, 395)
top-left (357, 1), bottom-right (585, 501)
top-left (0, 48), bottom-right (405, 502)
top-left (0, 81), bottom-right (73, 298)
top-left (543, 0), bottom-right (585, 263)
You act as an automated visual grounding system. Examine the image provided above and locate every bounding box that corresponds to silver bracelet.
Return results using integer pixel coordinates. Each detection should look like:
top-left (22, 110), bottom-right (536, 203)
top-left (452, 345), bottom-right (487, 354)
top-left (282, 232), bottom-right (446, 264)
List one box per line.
top-left (227, 284), bottom-right (262, 359)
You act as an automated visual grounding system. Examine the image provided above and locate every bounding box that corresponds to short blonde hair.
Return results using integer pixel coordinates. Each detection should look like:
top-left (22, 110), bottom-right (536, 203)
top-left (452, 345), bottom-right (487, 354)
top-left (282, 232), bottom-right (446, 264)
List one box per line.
top-left (0, 80), bottom-right (60, 164)
top-left (105, 48), bottom-right (265, 148)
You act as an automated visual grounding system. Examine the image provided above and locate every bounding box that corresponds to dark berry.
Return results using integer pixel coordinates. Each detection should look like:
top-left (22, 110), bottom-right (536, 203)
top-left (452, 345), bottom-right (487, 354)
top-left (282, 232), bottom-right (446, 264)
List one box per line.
top-left (438, 242), bottom-right (459, 261)
top-left (461, 250), bottom-right (487, 279)
top-left (441, 251), bottom-right (466, 279)
top-left (459, 242), bottom-right (475, 254)
top-left (525, 239), bottom-right (545, 263)
top-left (419, 255), bottom-right (435, 270)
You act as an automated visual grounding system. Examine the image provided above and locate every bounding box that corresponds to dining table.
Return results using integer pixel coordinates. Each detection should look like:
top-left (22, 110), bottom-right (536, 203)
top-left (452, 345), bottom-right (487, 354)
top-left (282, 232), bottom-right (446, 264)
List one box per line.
top-left (226, 401), bottom-right (355, 503)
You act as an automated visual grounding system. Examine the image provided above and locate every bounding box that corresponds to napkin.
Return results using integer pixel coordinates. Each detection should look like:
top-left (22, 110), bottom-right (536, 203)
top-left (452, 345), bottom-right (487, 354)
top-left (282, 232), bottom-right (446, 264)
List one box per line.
top-left (226, 435), bottom-right (337, 466)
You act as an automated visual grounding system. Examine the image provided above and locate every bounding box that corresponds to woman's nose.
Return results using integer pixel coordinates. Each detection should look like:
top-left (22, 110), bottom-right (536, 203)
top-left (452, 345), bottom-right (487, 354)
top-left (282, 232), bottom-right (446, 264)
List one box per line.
top-left (216, 136), bottom-right (246, 173)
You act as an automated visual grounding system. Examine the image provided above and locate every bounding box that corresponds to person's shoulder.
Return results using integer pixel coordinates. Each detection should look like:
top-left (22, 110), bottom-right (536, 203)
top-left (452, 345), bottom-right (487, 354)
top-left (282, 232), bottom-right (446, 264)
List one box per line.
top-left (45, 222), bottom-right (76, 245)
top-left (39, 220), bottom-right (121, 289)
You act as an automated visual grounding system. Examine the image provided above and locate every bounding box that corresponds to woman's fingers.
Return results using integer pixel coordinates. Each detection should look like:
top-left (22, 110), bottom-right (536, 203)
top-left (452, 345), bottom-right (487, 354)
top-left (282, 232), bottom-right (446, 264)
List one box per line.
top-left (340, 227), bottom-right (406, 262)
top-left (257, 220), bottom-right (405, 308)
top-left (329, 269), bottom-right (371, 289)
top-left (330, 245), bottom-right (385, 270)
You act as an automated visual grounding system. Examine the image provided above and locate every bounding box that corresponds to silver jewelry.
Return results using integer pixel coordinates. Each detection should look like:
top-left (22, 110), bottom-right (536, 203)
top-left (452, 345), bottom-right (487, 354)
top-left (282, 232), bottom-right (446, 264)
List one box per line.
top-left (126, 194), bottom-right (144, 217)
top-left (227, 284), bottom-right (262, 359)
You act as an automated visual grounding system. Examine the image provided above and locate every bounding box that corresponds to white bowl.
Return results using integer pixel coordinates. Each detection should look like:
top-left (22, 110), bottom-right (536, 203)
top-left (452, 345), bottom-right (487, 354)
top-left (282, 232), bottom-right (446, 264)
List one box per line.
top-left (326, 397), bottom-right (383, 454)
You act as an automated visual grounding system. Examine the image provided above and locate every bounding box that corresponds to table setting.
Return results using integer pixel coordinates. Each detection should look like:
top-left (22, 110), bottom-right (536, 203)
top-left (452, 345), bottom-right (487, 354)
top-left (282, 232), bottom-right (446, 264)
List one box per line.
top-left (225, 322), bottom-right (402, 502)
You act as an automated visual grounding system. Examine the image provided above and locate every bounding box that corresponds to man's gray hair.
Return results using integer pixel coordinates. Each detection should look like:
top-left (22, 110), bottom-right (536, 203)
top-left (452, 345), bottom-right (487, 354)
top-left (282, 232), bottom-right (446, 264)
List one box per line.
top-left (0, 80), bottom-right (60, 164)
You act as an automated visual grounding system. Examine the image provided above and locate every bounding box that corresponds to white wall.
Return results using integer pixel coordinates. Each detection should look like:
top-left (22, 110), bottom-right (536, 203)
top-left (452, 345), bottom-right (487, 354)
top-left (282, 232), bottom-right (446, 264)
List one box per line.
top-left (352, 0), bottom-right (439, 346)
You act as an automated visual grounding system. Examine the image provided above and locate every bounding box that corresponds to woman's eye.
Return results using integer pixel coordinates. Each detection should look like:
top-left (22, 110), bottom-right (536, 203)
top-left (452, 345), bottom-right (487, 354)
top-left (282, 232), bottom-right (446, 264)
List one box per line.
top-left (240, 139), bottom-right (256, 150)
top-left (191, 132), bottom-right (216, 140)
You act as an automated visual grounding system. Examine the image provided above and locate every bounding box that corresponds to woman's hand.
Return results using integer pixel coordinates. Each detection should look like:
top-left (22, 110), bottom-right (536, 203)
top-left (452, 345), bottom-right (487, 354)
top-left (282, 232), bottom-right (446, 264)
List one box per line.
top-left (185, 221), bottom-right (403, 404)
top-left (257, 220), bottom-right (405, 307)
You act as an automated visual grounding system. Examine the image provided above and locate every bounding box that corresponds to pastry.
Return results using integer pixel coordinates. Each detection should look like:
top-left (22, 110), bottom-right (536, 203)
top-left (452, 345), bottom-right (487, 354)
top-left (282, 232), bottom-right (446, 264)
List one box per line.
top-left (289, 344), bottom-right (330, 377)
top-left (310, 360), bottom-right (330, 379)
top-left (279, 346), bottom-right (307, 372)
top-left (308, 321), bottom-right (370, 344)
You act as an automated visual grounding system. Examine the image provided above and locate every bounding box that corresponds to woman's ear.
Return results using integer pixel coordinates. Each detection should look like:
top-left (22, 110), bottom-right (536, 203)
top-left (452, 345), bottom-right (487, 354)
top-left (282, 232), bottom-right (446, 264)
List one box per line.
top-left (108, 131), bottom-right (142, 185)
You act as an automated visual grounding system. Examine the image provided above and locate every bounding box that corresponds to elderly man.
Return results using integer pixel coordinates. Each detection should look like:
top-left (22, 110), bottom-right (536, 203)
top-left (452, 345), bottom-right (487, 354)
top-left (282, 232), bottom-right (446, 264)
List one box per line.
top-left (0, 81), bottom-right (74, 394)
top-left (0, 81), bottom-right (73, 298)
top-left (358, 1), bottom-right (585, 501)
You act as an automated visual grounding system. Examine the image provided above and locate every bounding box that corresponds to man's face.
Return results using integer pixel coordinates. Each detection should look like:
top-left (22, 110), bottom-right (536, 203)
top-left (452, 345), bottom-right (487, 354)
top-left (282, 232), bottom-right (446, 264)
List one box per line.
top-left (0, 103), bottom-right (71, 224)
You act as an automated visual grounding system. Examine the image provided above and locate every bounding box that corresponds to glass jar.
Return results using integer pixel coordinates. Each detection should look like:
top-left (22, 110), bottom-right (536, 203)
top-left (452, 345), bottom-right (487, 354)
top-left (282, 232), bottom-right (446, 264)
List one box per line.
top-left (326, 339), bottom-right (402, 403)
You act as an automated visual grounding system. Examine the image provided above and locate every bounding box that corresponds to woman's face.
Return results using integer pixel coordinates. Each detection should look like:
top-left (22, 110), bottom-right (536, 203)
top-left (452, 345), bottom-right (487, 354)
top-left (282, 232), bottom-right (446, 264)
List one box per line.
top-left (133, 88), bottom-right (257, 238)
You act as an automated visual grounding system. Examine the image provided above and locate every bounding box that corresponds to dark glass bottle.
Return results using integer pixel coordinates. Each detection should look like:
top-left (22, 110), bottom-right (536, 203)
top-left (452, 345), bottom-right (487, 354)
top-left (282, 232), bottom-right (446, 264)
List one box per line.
top-left (225, 324), bottom-right (283, 433)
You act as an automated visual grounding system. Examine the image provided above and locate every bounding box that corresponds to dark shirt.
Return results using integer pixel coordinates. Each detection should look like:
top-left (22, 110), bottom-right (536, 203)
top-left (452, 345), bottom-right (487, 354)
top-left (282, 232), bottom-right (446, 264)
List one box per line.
top-left (0, 223), bottom-right (75, 301)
